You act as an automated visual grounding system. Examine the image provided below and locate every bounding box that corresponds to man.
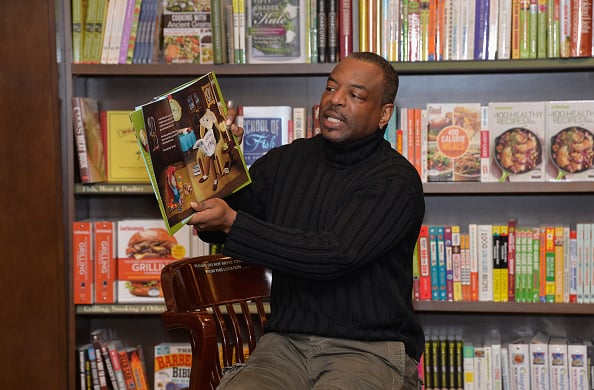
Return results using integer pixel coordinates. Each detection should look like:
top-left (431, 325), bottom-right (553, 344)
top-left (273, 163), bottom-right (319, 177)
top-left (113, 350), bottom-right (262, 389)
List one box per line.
top-left (189, 51), bottom-right (425, 389)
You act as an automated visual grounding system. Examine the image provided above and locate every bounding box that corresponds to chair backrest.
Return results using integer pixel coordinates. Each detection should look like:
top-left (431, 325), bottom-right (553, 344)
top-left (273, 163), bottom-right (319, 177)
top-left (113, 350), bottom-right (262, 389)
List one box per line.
top-left (161, 254), bottom-right (271, 390)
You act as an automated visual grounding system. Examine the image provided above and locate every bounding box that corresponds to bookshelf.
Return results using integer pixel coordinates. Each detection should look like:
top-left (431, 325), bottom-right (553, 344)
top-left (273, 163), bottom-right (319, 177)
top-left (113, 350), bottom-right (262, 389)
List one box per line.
top-left (64, 61), bottom-right (594, 388)
top-left (60, 14), bottom-right (594, 390)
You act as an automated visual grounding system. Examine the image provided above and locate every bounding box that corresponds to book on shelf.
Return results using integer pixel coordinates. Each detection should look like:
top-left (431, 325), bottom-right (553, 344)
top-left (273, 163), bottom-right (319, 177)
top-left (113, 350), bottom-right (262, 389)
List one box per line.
top-left (570, 0), bottom-right (593, 57)
top-left (71, 0), bottom-right (88, 63)
top-left (73, 221), bottom-right (94, 304)
top-left (462, 341), bottom-right (475, 390)
top-left (72, 97), bottom-right (107, 184)
top-left (93, 221), bottom-right (117, 304)
top-left (128, 345), bottom-right (150, 390)
top-left (567, 337), bottom-right (589, 390)
top-left (547, 0), bottom-right (560, 58)
top-left (125, 0), bottom-right (143, 63)
top-left (115, 0), bottom-right (139, 64)
top-left (508, 337), bottom-right (531, 390)
top-left (117, 346), bottom-right (138, 390)
top-left (241, 105), bottom-right (292, 166)
top-left (154, 342), bottom-right (192, 389)
top-left (477, 223), bottom-right (494, 302)
top-left (90, 328), bottom-right (120, 390)
top-left (426, 103), bottom-right (481, 182)
top-left (83, 343), bottom-right (102, 390)
top-left (77, 343), bottom-right (93, 390)
top-left (231, 0), bottom-right (246, 63)
top-left (529, 331), bottom-right (550, 390)
top-left (548, 336), bottom-right (570, 390)
top-left (161, 0), bottom-right (214, 64)
top-left (107, 0), bottom-right (131, 64)
top-left (486, 101), bottom-right (546, 182)
top-left (210, 0), bottom-right (227, 64)
top-left (132, 0), bottom-right (161, 64)
top-left (417, 224), bottom-right (432, 301)
top-left (130, 72), bottom-right (251, 234)
top-left (116, 219), bottom-right (191, 303)
top-left (246, 0), bottom-right (307, 63)
top-left (339, 0), bottom-right (354, 60)
top-left (292, 106), bottom-right (307, 141)
top-left (101, 109), bottom-right (150, 184)
top-left (559, 0), bottom-right (571, 57)
top-left (545, 100), bottom-right (594, 182)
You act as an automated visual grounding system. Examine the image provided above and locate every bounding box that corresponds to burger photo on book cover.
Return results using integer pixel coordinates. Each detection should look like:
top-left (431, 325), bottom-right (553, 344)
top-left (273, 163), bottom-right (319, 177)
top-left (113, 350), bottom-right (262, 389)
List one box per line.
top-left (124, 227), bottom-right (179, 298)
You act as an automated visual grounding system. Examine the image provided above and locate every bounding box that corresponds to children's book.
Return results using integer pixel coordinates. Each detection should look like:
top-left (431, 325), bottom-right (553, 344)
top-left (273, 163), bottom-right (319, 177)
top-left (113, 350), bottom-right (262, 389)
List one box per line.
top-left (130, 72), bottom-right (251, 234)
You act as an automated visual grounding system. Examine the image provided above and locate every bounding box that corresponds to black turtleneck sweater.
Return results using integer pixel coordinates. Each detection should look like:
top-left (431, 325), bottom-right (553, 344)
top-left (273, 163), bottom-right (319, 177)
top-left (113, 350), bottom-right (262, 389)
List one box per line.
top-left (208, 129), bottom-right (425, 360)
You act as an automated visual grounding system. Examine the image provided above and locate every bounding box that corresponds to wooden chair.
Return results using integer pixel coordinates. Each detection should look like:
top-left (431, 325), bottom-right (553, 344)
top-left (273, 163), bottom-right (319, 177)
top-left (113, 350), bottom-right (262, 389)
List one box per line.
top-left (160, 254), bottom-right (271, 390)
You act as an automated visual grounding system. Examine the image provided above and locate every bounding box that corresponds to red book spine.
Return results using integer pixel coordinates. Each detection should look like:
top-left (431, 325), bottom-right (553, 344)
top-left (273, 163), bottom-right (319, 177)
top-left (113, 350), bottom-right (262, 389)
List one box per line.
top-left (570, 0), bottom-right (593, 57)
top-left (338, 0), bottom-right (353, 60)
top-left (418, 225), bottom-right (432, 300)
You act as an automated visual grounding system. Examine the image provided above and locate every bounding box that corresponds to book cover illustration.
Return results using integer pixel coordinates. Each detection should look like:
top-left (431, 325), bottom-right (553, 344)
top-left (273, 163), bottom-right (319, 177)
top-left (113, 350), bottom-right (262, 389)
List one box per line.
top-left (246, 0), bottom-right (306, 63)
top-left (102, 109), bottom-right (150, 183)
top-left (242, 105), bottom-right (291, 166)
top-left (161, 0), bottom-right (214, 64)
top-left (426, 103), bottom-right (482, 182)
top-left (545, 101), bottom-right (594, 181)
top-left (154, 342), bottom-right (192, 389)
top-left (487, 101), bottom-right (546, 182)
top-left (116, 219), bottom-right (191, 303)
top-left (130, 72), bottom-right (251, 234)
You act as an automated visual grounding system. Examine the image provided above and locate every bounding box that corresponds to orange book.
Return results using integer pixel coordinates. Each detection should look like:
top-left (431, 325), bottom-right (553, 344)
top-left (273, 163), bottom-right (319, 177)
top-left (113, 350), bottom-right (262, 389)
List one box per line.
top-left (396, 129), bottom-right (404, 154)
top-left (511, 0), bottom-right (521, 58)
top-left (93, 221), bottom-right (116, 303)
top-left (117, 348), bottom-right (137, 390)
top-left (73, 221), bottom-right (93, 304)
top-left (427, 0), bottom-right (438, 61)
top-left (129, 347), bottom-right (149, 390)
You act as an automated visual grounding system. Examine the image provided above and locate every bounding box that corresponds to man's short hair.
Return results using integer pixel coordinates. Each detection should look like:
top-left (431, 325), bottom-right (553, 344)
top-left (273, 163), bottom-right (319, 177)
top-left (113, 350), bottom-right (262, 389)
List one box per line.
top-left (346, 52), bottom-right (399, 105)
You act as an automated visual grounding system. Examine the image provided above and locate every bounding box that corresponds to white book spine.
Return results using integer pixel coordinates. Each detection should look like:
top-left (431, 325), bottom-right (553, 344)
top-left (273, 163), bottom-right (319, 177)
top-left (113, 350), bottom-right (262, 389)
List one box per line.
top-left (583, 223), bottom-right (593, 303)
top-left (478, 224), bottom-right (494, 301)
top-left (497, 0), bottom-right (512, 59)
top-left (488, 0), bottom-right (499, 59)
top-left (568, 342), bottom-right (588, 390)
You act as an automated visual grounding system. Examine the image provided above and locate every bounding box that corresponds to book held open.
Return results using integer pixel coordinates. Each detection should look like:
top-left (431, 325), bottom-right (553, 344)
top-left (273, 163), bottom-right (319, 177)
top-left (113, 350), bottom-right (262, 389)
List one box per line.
top-left (130, 72), bottom-right (251, 235)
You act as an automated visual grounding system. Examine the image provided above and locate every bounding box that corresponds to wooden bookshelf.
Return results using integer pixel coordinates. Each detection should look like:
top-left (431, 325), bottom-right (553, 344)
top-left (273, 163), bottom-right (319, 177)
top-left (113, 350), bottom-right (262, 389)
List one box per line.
top-left (60, 13), bottom-right (594, 390)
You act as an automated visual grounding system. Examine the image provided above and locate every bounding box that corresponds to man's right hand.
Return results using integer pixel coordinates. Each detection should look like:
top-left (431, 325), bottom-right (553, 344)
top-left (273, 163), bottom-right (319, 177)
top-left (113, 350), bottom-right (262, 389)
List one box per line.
top-left (226, 101), bottom-right (243, 145)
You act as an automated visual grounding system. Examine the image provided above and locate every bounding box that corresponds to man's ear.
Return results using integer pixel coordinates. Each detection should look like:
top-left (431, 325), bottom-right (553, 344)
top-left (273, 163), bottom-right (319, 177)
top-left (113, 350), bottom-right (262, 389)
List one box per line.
top-left (379, 103), bottom-right (395, 129)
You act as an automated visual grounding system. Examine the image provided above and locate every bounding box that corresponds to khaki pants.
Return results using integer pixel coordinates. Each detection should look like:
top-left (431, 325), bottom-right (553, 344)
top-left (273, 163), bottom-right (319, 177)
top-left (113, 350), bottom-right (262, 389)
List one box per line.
top-left (217, 333), bottom-right (420, 390)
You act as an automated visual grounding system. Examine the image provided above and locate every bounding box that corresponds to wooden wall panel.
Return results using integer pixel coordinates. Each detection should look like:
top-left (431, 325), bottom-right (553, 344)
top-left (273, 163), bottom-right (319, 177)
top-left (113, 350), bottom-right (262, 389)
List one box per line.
top-left (0, 0), bottom-right (67, 387)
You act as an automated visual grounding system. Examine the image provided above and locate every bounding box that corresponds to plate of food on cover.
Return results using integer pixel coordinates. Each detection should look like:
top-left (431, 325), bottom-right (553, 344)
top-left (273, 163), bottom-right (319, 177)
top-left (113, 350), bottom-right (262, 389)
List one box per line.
top-left (550, 126), bottom-right (594, 179)
top-left (494, 127), bottom-right (542, 182)
top-left (453, 149), bottom-right (481, 181)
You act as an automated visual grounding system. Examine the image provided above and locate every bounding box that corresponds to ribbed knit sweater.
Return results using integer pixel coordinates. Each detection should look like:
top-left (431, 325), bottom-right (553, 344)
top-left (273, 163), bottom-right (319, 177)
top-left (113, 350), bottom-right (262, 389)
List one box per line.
top-left (206, 129), bottom-right (425, 360)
